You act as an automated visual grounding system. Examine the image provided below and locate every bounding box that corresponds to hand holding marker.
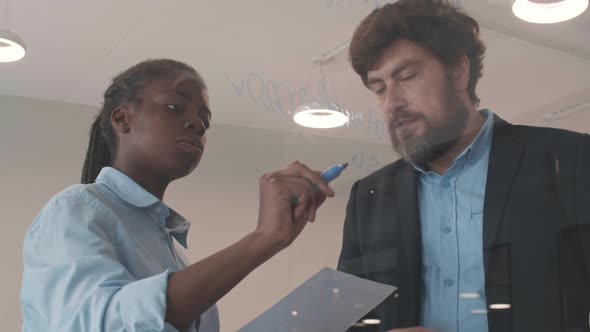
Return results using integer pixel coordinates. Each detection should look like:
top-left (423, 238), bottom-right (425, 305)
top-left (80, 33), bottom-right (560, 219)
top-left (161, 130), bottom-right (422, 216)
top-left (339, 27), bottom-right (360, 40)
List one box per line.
top-left (290, 163), bottom-right (349, 206)
top-left (318, 163), bottom-right (349, 186)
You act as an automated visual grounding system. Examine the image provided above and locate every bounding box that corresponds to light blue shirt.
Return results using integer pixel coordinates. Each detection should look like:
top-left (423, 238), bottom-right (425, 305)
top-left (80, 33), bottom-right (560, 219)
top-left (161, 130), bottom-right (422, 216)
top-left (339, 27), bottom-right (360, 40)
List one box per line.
top-left (415, 109), bottom-right (494, 332)
top-left (21, 167), bottom-right (220, 332)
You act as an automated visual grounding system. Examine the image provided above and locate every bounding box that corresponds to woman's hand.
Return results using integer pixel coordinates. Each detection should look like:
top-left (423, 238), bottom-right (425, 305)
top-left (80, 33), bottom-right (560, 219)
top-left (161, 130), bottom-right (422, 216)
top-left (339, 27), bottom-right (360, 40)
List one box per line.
top-left (255, 160), bottom-right (335, 251)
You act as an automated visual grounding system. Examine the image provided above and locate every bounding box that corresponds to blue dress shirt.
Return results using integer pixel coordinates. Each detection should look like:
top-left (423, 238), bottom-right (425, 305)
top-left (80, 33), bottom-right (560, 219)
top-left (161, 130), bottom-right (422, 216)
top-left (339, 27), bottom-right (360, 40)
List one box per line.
top-left (21, 167), bottom-right (220, 332)
top-left (415, 110), bottom-right (494, 332)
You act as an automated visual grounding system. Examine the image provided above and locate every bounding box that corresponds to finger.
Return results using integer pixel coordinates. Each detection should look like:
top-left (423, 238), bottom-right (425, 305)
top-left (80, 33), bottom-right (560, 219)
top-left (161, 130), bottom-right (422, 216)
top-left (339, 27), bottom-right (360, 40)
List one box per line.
top-left (287, 160), bottom-right (303, 167)
top-left (273, 174), bottom-right (327, 223)
top-left (309, 191), bottom-right (327, 223)
top-left (297, 180), bottom-right (328, 222)
top-left (291, 193), bottom-right (315, 235)
top-left (300, 189), bottom-right (317, 223)
top-left (316, 193), bottom-right (327, 208)
top-left (292, 190), bottom-right (314, 223)
top-left (292, 209), bottom-right (310, 238)
top-left (297, 164), bottom-right (335, 197)
top-left (278, 162), bottom-right (336, 197)
top-left (309, 202), bottom-right (317, 223)
top-left (281, 175), bottom-right (319, 209)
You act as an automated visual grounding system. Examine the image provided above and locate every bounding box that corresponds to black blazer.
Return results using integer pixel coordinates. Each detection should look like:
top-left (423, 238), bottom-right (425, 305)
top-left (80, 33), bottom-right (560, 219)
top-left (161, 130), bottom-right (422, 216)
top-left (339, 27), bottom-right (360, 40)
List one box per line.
top-left (338, 116), bottom-right (590, 332)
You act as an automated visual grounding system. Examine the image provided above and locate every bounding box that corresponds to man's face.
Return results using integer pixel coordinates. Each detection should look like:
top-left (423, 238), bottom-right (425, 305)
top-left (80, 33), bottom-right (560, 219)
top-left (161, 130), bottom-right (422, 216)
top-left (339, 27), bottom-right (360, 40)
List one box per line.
top-left (366, 39), bottom-right (469, 164)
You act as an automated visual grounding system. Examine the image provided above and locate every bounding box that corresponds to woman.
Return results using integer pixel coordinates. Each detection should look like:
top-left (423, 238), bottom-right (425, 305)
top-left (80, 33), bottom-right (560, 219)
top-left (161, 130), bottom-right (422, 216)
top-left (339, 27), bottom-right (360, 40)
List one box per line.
top-left (20, 59), bottom-right (334, 332)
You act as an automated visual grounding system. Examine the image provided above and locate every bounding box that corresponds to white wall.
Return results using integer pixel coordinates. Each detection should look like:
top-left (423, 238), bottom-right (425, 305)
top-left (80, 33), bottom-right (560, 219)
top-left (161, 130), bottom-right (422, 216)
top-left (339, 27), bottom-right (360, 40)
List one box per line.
top-left (0, 94), bottom-right (393, 331)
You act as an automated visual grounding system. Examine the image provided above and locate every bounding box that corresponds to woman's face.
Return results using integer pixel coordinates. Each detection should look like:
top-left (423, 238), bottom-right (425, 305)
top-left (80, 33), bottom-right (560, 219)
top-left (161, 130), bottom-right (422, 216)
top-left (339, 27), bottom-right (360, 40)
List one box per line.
top-left (118, 70), bottom-right (211, 181)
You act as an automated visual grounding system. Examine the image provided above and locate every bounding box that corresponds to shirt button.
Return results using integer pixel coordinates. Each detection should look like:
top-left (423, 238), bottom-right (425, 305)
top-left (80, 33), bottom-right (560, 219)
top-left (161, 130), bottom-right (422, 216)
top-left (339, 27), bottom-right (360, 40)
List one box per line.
top-left (444, 279), bottom-right (454, 287)
top-left (442, 226), bottom-right (452, 234)
top-left (442, 181), bottom-right (450, 189)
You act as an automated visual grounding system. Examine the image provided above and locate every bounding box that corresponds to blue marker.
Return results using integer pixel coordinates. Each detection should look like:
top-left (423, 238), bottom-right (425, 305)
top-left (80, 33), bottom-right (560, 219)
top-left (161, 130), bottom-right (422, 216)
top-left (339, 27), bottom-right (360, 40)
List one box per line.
top-left (290, 163), bottom-right (348, 206)
top-left (313, 163), bottom-right (349, 193)
top-left (320, 163), bottom-right (349, 184)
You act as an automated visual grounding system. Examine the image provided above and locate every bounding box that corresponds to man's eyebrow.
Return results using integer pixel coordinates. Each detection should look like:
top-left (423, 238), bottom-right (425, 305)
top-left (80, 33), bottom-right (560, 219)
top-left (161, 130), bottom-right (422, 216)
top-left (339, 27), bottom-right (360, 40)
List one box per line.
top-left (367, 59), bottom-right (423, 86)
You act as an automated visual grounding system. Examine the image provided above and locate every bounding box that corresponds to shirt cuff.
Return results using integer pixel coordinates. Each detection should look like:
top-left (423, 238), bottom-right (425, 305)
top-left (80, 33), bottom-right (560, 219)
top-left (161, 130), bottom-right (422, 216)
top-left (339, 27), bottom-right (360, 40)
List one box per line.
top-left (118, 269), bottom-right (181, 332)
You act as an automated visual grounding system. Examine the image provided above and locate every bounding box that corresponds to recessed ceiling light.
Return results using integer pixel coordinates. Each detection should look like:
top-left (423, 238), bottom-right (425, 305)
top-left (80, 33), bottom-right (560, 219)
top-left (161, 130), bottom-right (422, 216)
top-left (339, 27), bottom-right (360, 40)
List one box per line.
top-left (362, 319), bottom-right (382, 325)
top-left (489, 303), bottom-right (512, 310)
top-left (460, 292), bottom-right (481, 299)
top-left (512, 0), bottom-right (589, 24)
top-left (471, 309), bottom-right (489, 314)
top-left (0, 29), bottom-right (26, 62)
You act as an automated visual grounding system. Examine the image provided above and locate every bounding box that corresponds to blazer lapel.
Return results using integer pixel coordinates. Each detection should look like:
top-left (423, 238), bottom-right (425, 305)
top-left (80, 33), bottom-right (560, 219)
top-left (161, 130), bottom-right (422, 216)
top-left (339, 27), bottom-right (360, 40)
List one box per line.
top-left (393, 163), bottom-right (422, 325)
top-left (483, 115), bottom-right (524, 257)
top-left (395, 164), bottom-right (421, 270)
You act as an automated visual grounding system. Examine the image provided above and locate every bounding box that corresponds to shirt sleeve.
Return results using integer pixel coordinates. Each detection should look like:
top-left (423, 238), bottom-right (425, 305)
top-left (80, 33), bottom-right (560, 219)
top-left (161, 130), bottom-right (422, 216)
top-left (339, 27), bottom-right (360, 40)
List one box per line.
top-left (20, 191), bottom-right (181, 332)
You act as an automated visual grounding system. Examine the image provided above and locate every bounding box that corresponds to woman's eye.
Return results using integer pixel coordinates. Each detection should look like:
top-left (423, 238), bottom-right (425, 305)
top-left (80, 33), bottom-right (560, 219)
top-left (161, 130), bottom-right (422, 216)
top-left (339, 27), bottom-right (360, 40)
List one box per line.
top-left (202, 119), bottom-right (210, 129)
top-left (166, 104), bottom-right (183, 112)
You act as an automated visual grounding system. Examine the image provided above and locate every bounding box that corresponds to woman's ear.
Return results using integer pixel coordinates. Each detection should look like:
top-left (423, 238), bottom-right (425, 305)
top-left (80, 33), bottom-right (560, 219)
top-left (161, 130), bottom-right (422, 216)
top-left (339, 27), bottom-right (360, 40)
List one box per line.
top-left (111, 105), bottom-right (131, 134)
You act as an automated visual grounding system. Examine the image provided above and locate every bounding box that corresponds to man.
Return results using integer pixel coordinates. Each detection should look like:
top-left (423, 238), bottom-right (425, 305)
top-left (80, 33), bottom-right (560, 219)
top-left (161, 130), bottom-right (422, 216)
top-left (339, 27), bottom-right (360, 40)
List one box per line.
top-left (337, 0), bottom-right (590, 331)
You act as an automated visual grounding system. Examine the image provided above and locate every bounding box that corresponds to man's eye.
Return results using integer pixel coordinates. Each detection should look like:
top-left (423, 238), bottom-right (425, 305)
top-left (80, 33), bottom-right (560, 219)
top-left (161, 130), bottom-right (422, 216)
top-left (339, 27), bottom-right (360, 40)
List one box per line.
top-left (400, 73), bottom-right (417, 81)
top-left (371, 86), bottom-right (385, 96)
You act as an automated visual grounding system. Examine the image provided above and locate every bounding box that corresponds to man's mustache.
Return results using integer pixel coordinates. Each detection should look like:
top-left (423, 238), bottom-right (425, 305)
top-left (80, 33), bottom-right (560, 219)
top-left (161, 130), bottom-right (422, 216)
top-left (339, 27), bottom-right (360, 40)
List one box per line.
top-left (389, 110), bottom-right (424, 129)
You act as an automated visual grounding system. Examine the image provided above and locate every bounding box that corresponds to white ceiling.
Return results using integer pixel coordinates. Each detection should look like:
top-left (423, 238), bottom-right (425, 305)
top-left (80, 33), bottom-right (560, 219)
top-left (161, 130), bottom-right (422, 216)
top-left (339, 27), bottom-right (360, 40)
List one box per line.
top-left (1, 0), bottom-right (590, 144)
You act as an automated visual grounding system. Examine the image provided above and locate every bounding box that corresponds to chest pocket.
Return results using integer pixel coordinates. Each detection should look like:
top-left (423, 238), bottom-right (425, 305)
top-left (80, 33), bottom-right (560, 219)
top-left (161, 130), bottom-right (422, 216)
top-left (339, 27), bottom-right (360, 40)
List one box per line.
top-left (471, 201), bottom-right (484, 224)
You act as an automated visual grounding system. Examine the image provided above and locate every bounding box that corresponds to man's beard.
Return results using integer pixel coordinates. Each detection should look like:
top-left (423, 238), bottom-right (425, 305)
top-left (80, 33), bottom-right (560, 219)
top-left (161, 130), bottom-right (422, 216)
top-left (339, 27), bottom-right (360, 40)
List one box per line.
top-left (388, 78), bottom-right (469, 165)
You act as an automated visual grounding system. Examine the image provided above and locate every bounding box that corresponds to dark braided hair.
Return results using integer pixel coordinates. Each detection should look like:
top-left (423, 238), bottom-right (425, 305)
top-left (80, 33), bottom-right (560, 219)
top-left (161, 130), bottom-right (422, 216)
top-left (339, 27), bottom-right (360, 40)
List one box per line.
top-left (81, 59), bottom-right (205, 184)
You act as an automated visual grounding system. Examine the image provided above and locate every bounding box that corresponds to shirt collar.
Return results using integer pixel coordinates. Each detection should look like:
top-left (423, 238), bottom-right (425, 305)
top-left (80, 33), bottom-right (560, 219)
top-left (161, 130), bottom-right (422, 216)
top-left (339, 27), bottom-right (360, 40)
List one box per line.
top-left (96, 167), bottom-right (160, 208)
top-left (413, 109), bottom-right (494, 174)
top-left (165, 209), bottom-right (191, 249)
top-left (96, 167), bottom-right (191, 248)
top-left (462, 109), bottom-right (494, 165)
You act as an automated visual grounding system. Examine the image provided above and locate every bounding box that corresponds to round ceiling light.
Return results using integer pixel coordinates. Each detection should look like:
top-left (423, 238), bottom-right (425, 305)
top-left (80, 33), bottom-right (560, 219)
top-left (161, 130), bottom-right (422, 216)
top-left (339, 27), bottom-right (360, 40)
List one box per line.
top-left (361, 319), bottom-right (382, 325)
top-left (0, 29), bottom-right (26, 62)
top-left (293, 101), bottom-right (349, 129)
top-left (512, 0), bottom-right (589, 23)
